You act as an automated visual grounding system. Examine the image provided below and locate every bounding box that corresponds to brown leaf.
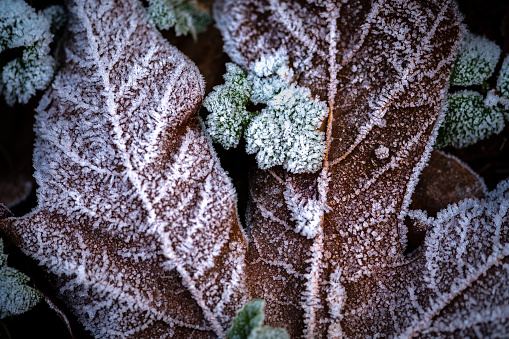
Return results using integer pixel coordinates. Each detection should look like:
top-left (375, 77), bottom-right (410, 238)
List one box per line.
top-left (213, 0), bottom-right (509, 337)
top-left (406, 150), bottom-right (487, 253)
top-left (0, 0), bottom-right (248, 337)
top-left (411, 150), bottom-right (486, 217)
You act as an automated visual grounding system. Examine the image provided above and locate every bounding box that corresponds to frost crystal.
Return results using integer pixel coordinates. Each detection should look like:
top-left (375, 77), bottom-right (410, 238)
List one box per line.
top-left (227, 300), bottom-right (289, 339)
top-left (375, 145), bottom-right (390, 160)
top-left (283, 184), bottom-right (323, 239)
top-left (0, 0), bottom-right (62, 105)
top-left (0, 238), bottom-right (42, 319)
top-left (147, 0), bottom-right (210, 39)
top-left (204, 63), bottom-right (253, 149)
top-left (436, 91), bottom-right (504, 148)
top-left (450, 31), bottom-right (501, 86)
top-left (204, 50), bottom-right (328, 173)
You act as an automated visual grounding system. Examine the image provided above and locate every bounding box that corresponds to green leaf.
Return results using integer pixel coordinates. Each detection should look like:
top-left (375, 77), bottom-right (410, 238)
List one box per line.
top-left (245, 83), bottom-right (327, 173)
top-left (497, 55), bottom-right (509, 103)
top-left (450, 31), bottom-right (500, 86)
top-left (204, 62), bottom-right (253, 149)
top-left (0, 239), bottom-right (42, 319)
top-left (147, 0), bottom-right (210, 39)
top-left (436, 90), bottom-right (504, 148)
top-left (0, 0), bottom-right (58, 105)
top-left (227, 299), bottom-right (289, 339)
top-left (204, 50), bottom-right (328, 173)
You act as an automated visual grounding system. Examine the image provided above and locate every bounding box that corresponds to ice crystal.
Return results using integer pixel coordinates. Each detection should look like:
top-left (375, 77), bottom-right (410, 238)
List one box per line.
top-left (450, 31), bottom-right (501, 86)
top-left (283, 184), bottom-right (324, 239)
top-left (436, 91), bottom-right (504, 148)
top-left (147, 0), bottom-right (210, 39)
top-left (0, 238), bottom-right (42, 319)
top-left (205, 50), bottom-right (328, 173)
top-left (227, 300), bottom-right (289, 339)
top-left (0, 0), bottom-right (63, 105)
top-left (203, 63), bottom-right (253, 149)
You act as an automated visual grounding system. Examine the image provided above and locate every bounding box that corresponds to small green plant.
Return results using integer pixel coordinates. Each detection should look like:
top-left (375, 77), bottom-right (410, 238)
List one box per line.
top-left (147, 0), bottom-right (210, 39)
top-left (204, 49), bottom-right (328, 173)
top-left (0, 238), bottom-right (42, 319)
top-left (436, 90), bottom-right (504, 148)
top-left (437, 31), bottom-right (509, 148)
top-left (0, 0), bottom-right (65, 106)
top-left (227, 300), bottom-right (289, 339)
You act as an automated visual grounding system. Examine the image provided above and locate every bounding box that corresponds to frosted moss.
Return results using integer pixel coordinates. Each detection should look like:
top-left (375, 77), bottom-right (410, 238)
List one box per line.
top-left (0, 238), bottom-right (42, 319)
top-left (204, 50), bottom-right (328, 173)
top-left (449, 31), bottom-right (501, 86)
top-left (0, 0), bottom-right (64, 106)
top-left (436, 91), bottom-right (504, 148)
top-left (227, 299), bottom-right (289, 339)
top-left (147, 0), bottom-right (210, 39)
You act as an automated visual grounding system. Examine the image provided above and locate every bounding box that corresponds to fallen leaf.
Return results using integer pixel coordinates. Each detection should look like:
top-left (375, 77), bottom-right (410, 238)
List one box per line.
top-left (213, 0), bottom-right (509, 337)
top-left (410, 150), bottom-right (486, 216)
top-left (0, 0), bottom-right (248, 337)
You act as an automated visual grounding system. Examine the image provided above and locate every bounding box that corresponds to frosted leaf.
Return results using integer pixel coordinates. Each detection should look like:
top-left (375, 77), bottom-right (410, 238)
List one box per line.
top-left (399, 180), bottom-right (509, 338)
top-left (410, 150), bottom-right (486, 217)
top-left (248, 49), bottom-right (295, 104)
top-left (450, 31), bottom-right (501, 86)
top-left (204, 63), bottom-right (253, 149)
top-left (227, 299), bottom-right (289, 339)
top-left (147, 0), bottom-right (210, 39)
top-left (204, 50), bottom-right (328, 173)
top-left (245, 83), bottom-right (328, 173)
top-left (436, 91), bottom-right (504, 148)
top-left (43, 5), bottom-right (67, 35)
top-left (0, 0), bottom-right (57, 105)
top-left (0, 0), bottom-right (247, 337)
top-left (497, 55), bottom-right (509, 105)
top-left (216, 0), bottom-right (465, 336)
top-left (2, 54), bottom-right (56, 106)
top-left (0, 238), bottom-right (42, 319)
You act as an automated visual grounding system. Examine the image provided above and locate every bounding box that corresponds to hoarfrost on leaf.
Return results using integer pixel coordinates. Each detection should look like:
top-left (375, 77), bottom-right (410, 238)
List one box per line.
top-left (213, 0), bottom-right (508, 337)
top-left (245, 83), bottom-right (328, 173)
top-left (283, 183), bottom-right (324, 239)
top-left (0, 0), bottom-right (248, 337)
top-left (0, 238), bottom-right (42, 319)
top-left (436, 90), bottom-right (504, 148)
top-left (450, 31), bottom-right (501, 86)
top-left (3, 0), bottom-right (509, 337)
